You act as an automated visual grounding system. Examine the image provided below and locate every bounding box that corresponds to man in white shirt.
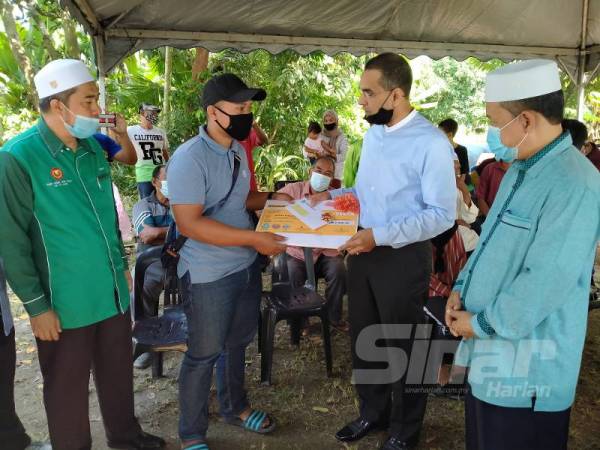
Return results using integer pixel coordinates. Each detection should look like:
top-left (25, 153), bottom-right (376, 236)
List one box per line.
top-left (311, 53), bottom-right (456, 450)
top-left (454, 159), bottom-right (479, 252)
top-left (127, 103), bottom-right (170, 199)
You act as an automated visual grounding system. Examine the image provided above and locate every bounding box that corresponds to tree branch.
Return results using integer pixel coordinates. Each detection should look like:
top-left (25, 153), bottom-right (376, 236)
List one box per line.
top-left (0, 0), bottom-right (38, 108)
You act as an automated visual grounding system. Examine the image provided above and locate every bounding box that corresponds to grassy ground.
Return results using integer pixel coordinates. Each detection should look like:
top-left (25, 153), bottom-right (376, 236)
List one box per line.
top-left (11, 263), bottom-right (600, 450)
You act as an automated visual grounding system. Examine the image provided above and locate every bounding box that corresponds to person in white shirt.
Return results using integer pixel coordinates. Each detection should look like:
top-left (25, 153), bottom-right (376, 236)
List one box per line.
top-left (311, 53), bottom-right (456, 450)
top-left (303, 121), bottom-right (323, 164)
top-left (454, 158), bottom-right (479, 252)
top-left (127, 103), bottom-right (171, 199)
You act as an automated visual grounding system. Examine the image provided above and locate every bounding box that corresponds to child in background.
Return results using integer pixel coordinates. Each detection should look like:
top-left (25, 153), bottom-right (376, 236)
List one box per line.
top-left (303, 121), bottom-right (323, 165)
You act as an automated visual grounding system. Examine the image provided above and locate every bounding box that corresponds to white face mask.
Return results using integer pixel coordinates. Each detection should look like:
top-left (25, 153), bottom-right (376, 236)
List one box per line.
top-left (159, 180), bottom-right (169, 198)
top-left (309, 171), bottom-right (332, 192)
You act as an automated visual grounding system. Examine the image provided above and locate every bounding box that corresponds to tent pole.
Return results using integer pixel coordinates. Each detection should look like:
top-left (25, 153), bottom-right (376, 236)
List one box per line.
top-left (94, 35), bottom-right (107, 121)
top-left (576, 56), bottom-right (586, 121)
top-left (162, 46), bottom-right (173, 128)
top-left (576, 0), bottom-right (589, 121)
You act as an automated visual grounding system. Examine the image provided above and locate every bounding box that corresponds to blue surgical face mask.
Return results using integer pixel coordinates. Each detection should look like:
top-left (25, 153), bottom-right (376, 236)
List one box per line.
top-left (487, 126), bottom-right (517, 162)
top-left (159, 180), bottom-right (169, 198)
top-left (62, 104), bottom-right (99, 139)
top-left (309, 171), bottom-right (332, 192)
top-left (487, 114), bottom-right (529, 163)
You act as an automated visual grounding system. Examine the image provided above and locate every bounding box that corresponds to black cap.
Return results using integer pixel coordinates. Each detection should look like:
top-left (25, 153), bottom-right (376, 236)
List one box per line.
top-left (202, 73), bottom-right (266, 108)
top-left (139, 103), bottom-right (161, 113)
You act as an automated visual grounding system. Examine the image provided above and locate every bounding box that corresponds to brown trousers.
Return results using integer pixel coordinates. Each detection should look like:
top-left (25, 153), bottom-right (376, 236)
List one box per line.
top-left (36, 311), bottom-right (141, 450)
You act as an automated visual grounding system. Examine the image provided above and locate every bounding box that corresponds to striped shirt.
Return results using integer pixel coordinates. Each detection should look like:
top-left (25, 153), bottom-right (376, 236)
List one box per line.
top-left (132, 192), bottom-right (173, 254)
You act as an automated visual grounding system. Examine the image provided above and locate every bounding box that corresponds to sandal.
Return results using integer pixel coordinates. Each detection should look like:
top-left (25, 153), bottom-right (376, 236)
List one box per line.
top-left (224, 409), bottom-right (276, 434)
top-left (182, 442), bottom-right (209, 450)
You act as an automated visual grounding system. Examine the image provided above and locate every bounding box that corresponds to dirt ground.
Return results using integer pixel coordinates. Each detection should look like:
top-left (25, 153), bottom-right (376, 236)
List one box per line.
top-left (11, 266), bottom-right (600, 450)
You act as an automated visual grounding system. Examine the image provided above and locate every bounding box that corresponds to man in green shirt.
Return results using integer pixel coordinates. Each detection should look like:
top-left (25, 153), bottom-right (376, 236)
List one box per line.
top-left (0, 59), bottom-right (165, 450)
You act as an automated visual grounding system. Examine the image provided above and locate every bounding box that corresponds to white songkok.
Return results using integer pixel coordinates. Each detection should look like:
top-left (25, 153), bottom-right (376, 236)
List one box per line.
top-left (485, 59), bottom-right (562, 102)
top-left (34, 59), bottom-right (95, 99)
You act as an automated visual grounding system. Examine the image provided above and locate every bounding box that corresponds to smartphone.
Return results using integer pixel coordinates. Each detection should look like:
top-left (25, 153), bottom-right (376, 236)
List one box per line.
top-left (99, 113), bottom-right (116, 128)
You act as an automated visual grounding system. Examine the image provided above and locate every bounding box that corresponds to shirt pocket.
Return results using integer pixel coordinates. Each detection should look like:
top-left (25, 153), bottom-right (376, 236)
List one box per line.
top-left (96, 165), bottom-right (111, 193)
top-left (500, 211), bottom-right (532, 231)
top-left (470, 210), bottom-right (533, 304)
top-left (492, 210), bottom-right (533, 270)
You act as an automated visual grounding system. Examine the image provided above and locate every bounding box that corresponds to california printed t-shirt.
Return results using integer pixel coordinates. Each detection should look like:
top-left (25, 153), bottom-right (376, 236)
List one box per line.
top-left (127, 124), bottom-right (170, 182)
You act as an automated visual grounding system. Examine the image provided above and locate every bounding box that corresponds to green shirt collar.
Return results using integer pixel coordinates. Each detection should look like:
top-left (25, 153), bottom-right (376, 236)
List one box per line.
top-left (36, 117), bottom-right (98, 158)
top-left (514, 132), bottom-right (571, 176)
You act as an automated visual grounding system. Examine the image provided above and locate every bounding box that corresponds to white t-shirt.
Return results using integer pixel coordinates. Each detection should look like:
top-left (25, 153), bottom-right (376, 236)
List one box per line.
top-left (127, 124), bottom-right (170, 182)
top-left (303, 136), bottom-right (323, 158)
top-left (457, 189), bottom-right (479, 252)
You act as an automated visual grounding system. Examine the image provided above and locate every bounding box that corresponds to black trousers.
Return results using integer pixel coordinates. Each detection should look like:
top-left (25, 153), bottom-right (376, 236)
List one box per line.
top-left (36, 311), bottom-right (141, 450)
top-left (0, 318), bottom-right (31, 450)
top-left (465, 386), bottom-right (571, 450)
top-left (348, 242), bottom-right (431, 442)
top-left (287, 254), bottom-right (347, 323)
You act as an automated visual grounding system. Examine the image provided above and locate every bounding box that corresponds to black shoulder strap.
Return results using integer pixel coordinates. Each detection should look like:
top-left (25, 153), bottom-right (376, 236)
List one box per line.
top-left (170, 152), bottom-right (241, 252)
top-left (204, 152), bottom-right (241, 216)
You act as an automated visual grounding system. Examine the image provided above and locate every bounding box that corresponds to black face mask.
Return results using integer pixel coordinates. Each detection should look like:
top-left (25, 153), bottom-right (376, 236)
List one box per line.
top-left (364, 91), bottom-right (394, 125)
top-left (215, 106), bottom-right (254, 141)
top-left (324, 122), bottom-right (337, 131)
top-left (145, 111), bottom-right (159, 125)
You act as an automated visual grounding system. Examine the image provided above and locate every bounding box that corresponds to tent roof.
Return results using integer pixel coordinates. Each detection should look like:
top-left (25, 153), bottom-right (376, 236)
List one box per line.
top-left (62, 0), bottom-right (600, 78)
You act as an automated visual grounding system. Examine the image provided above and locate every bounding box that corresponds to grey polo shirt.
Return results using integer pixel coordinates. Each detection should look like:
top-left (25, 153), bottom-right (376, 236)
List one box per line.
top-left (167, 126), bottom-right (257, 283)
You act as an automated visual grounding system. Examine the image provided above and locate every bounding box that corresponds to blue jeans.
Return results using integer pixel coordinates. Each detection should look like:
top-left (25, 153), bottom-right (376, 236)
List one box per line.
top-left (178, 258), bottom-right (261, 441)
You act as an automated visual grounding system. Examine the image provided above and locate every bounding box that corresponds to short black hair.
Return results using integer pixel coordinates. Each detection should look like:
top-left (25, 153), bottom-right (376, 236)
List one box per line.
top-left (561, 118), bottom-right (588, 150)
top-left (308, 121), bottom-right (322, 134)
top-left (152, 165), bottom-right (165, 180)
top-left (500, 90), bottom-right (564, 125)
top-left (39, 87), bottom-right (78, 113)
top-left (364, 52), bottom-right (413, 97)
top-left (438, 118), bottom-right (458, 136)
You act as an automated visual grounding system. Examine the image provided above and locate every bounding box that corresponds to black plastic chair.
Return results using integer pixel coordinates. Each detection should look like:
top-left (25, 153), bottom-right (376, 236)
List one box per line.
top-left (273, 180), bottom-right (298, 191)
top-left (132, 246), bottom-right (187, 378)
top-left (260, 248), bottom-right (333, 385)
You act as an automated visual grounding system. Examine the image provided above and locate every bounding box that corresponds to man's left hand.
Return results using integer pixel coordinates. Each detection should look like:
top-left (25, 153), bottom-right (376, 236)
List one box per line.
top-left (138, 227), bottom-right (156, 244)
top-left (448, 310), bottom-right (475, 339)
top-left (339, 228), bottom-right (376, 255)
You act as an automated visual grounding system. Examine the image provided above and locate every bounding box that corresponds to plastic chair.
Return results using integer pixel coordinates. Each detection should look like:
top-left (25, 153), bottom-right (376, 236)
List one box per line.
top-left (260, 248), bottom-right (333, 385)
top-left (131, 246), bottom-right (187, 378)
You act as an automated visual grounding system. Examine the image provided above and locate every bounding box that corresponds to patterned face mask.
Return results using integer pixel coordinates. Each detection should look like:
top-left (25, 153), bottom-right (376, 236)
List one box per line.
top-left (145, 111), bottom-right (159, 125)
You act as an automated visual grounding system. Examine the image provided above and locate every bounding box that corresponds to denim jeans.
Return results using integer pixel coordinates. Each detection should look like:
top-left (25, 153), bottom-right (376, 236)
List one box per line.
top-left (178, 258), bottom-right (261, 441)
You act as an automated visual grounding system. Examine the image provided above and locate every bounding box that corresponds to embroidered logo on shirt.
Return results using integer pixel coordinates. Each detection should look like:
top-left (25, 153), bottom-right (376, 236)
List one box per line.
top-left (50, 168), bottom-right (63, 180)
top-left (47, 167), bottom-right (72, 188)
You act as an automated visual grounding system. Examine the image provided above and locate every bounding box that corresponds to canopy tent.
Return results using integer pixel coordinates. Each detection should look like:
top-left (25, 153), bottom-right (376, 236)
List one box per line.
top-left (61, 0), bottom-right (600, 119)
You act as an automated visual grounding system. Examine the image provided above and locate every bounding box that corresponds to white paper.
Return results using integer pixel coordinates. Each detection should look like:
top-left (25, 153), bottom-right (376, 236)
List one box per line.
top-left (285, 199), bottom-right (327, 230)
